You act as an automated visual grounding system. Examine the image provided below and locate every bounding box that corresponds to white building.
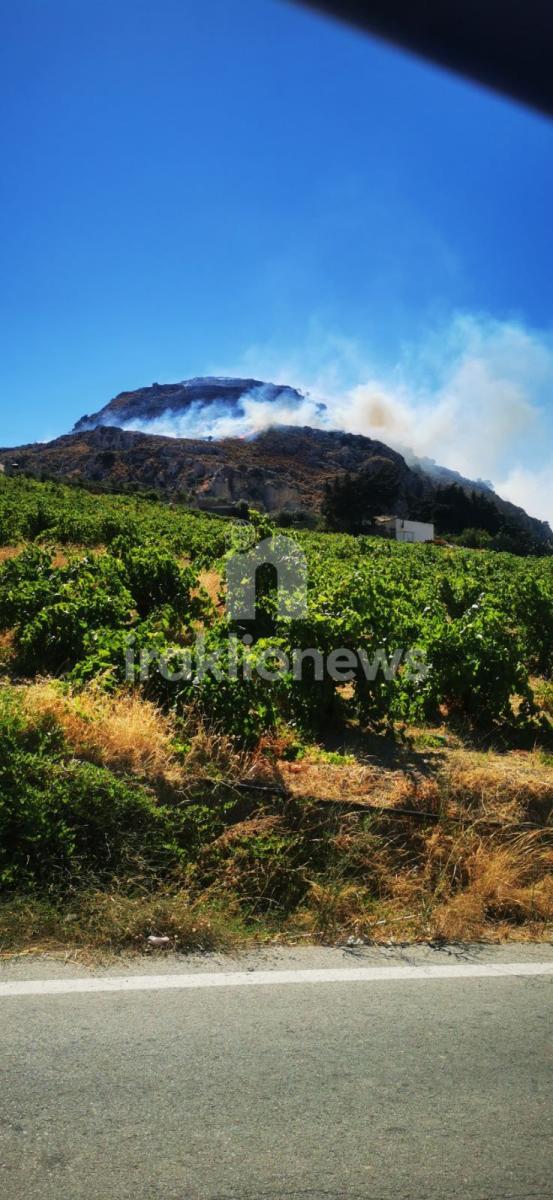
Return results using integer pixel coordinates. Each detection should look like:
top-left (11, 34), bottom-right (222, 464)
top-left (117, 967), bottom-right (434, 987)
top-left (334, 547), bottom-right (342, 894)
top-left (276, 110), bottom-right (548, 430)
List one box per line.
top-left (375, 516), bottom-right (435, 544)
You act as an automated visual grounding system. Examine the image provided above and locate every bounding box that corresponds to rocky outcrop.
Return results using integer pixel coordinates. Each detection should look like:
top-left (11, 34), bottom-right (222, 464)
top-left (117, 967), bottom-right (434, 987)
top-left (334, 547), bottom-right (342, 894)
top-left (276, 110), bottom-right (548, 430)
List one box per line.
top-left (73, 377), bottom-right (309, 432)
top-left (2, 422), bottom-right (551, 546)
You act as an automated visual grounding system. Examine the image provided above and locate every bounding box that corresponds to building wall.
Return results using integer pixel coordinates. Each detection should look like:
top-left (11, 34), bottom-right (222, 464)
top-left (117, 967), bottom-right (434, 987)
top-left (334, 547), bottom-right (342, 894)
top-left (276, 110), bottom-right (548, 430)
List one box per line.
top-left (394, 519), bottom-right (434, 543)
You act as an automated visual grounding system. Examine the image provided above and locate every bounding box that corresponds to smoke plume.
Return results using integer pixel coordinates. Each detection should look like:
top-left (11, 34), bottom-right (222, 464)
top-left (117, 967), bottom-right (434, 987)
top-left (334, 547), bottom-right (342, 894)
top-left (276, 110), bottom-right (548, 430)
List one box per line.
top-left (116, 315), bottom-right (553, 526)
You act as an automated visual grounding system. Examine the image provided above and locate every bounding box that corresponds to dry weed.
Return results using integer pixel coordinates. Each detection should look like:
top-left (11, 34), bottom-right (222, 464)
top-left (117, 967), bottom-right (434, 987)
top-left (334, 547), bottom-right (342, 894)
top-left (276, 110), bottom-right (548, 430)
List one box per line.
top-left (20, 680), bottom-right (246, 797)
top-left (443, 750), bottom-right (553, 824)
top-left (196, 569), bottom-right (224, 610)
top-left (22, 681), bottom-right (183, 788)
top-left (431, 830), bottom-right (553, 938)
top-left (277, 759), bottom-right (441, 811)
top-left (0, 545), bottom-right (23, 562)
top-left (0, 891), bottom-right (241, 956)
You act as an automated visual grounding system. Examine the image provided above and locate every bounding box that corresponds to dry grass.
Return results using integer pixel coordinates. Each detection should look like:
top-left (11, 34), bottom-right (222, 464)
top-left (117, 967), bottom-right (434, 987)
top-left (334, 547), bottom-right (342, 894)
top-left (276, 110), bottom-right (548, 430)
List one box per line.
top-left (182, 720), bottom-right (248, 783)
top-left (50, 549), bottom-right (70, 568)
top-left (19, 679), bottom-right (246, 798)
top-left (276, 758), bottom-right (441, 811)
top-left (0, 545), bottom-right (23, 562)
top-left (22, 680), bottom-right (183, 787)
top-left (443, 749), bottom-right (553, 825)
top-left (3, 684), bottom-right (553, 954)
top-left (0, 630), bottom-right (15, 660)
top-left (289, 822), bottom-right (553, 945)
top-left (0, 891), bottom-right (244, 958)
top-left (1, 815), bottom-right (552, 956)
top-left (532, 677), bottom-right (553, 718)
top-left (197, 568), bottom-right (224, 610)
top-left (431, 830), bottom-right (553, 940)
top-left (273, 742), bottom-right (553, 828)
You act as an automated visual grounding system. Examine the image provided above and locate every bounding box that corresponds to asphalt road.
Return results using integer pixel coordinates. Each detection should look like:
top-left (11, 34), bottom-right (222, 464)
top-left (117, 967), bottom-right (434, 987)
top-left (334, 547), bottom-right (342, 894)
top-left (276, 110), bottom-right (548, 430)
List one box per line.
top-left (1, 944), bottom-right (552, 1200)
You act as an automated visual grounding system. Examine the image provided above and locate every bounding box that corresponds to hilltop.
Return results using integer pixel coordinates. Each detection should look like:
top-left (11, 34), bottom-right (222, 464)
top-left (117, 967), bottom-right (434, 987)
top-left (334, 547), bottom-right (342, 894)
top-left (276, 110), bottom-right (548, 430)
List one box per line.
top-left (72, 376), bottom-right (311, 433)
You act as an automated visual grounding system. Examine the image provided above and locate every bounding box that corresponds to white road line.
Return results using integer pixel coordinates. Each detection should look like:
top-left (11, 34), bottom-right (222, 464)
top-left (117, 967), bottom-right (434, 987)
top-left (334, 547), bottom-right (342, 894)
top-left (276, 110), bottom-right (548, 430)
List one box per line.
top-left (0, 961), bottom-right (552, 998)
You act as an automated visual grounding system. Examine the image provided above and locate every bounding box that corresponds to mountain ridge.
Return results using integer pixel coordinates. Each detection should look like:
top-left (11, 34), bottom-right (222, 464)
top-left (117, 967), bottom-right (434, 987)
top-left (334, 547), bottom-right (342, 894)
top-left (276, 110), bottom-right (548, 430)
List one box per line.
top-left (1, 376), bottom-right (550, 545)
top-left (2, 423), bottom-right (551, 546)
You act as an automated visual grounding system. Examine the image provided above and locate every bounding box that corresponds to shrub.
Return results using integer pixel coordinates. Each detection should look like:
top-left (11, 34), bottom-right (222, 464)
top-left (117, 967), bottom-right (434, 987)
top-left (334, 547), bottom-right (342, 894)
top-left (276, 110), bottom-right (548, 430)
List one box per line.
top-left (414, 602), bottom-right (532, 726)
top-left (12, 556), bottom-right (133, 674)
top-left (119, 543), bottom-right (199, 618)
top-left (0, 737), bottom-right (179, 892)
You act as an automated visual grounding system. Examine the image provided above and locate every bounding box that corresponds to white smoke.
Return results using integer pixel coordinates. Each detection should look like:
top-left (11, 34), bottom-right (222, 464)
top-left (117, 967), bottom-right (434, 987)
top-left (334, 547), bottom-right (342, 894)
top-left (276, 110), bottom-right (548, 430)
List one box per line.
top-left (495, 461), bottom-right (553, 528)
top-left (115, 315), bottom-right (553, 527)
top-left (119, 388), bottom-right (326, 441)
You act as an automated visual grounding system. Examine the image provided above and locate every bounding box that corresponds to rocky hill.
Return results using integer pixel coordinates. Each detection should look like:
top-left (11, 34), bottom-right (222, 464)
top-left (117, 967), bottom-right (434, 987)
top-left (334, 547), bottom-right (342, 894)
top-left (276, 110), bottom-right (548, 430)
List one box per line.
top-left (0, 423), bottom-right (549, 546)
top-left (72, 377), bottom-right (314, 433)
top-left (1, 377), bottom-right (551, 545)
top-left (0, 425), bottom-right (412, 512)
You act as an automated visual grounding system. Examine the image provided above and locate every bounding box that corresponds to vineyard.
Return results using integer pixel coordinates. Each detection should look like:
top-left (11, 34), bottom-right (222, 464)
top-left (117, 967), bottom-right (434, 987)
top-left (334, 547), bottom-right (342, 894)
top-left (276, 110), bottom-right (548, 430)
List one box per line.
top-left (0, 473), bottom-right (552, 952)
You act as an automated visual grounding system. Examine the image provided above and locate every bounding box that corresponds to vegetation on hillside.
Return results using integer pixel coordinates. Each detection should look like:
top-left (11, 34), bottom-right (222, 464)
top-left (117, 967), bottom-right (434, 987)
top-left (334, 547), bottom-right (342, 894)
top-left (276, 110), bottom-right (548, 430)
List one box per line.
top-left (323, 469), bottom-right (552, 555)
top-left (0, 473), bottom-right (551, 954)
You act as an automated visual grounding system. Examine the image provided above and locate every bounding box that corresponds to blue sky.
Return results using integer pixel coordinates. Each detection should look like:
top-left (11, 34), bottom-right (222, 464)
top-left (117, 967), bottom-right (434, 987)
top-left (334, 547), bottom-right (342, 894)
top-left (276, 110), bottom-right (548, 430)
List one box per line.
top-left (1, 0), bottom-right (553, 520)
